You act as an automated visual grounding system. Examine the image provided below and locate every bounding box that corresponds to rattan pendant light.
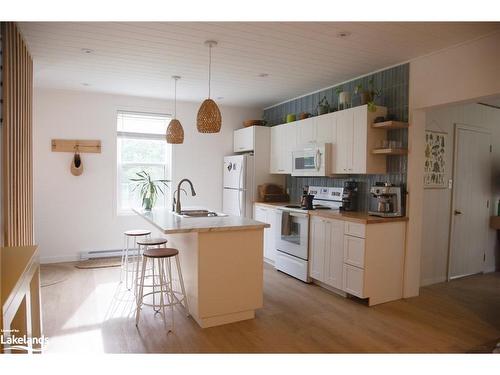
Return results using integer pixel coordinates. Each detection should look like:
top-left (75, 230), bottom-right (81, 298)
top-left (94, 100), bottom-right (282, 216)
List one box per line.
top-left (166, 75), bottom-right (184, 144)
top-left (197, 40), bottom-right (222, 133)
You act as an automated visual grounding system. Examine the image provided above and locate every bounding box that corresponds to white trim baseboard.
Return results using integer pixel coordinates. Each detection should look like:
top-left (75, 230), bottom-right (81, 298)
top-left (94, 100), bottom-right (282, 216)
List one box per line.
top-left (40, 254), bottom-right (81, 264)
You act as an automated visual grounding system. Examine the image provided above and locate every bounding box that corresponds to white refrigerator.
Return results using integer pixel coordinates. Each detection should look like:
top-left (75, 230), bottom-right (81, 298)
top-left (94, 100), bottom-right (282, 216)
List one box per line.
top-left (222, 154), bottom-right (254, 218)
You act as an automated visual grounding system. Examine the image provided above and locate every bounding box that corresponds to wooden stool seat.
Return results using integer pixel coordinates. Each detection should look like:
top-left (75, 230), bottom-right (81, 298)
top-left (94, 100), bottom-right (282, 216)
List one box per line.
top-left (136, 237), bottom-right (168, 246)
top-left (124, 229), bottom-right (151, 237)
top-left (143, 248), bottom-right (179, 258)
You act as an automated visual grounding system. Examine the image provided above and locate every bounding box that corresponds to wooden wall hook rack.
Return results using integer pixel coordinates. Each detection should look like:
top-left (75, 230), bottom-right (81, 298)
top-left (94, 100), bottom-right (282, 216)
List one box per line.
top-left (51, 139), bottom-right (101, 153)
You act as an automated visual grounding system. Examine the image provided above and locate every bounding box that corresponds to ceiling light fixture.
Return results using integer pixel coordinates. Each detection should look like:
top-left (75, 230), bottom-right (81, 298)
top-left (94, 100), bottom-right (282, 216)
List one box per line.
top-left (166, 76), bottom-right (184, 144)
top-left (81, 83), bottom-right (90, 86)
top-left (197, 40), bottom-right (222, 134)
top-left (81, 48), bottom-right (94, 54)
top-left (258, 73), bottom-right (269, 78)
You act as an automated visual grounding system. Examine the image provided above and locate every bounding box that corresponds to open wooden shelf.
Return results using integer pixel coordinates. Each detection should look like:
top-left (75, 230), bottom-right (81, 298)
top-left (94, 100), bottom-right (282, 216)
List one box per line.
top-left (372, 148), bottom-right (408, 155)
top-left (372, 121), bottom-right (409, 129)
top-left (490, 216), bottom-right (500, 230)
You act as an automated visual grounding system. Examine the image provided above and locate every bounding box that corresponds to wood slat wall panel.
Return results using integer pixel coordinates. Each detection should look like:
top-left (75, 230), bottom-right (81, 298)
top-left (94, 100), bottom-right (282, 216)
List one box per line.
top-left (1, 22), bottom-right (34, 247)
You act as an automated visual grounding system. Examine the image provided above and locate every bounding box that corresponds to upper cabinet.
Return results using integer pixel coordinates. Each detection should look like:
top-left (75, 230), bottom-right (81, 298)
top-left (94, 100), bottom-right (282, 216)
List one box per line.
top-left (336, 105), bottom-right (387, 174)
top-left (233, 126), bottom-right (255, 152)
top-left (269, 122), bottom-right (297, 174)
top-left (268, 105), bottom-right (387, 175)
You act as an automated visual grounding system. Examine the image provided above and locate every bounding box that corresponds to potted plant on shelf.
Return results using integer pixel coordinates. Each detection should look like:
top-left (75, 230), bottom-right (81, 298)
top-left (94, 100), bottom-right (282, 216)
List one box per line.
top-left (316, 96), bottom-right (330, 115)
top-left (354, 84), bottom-right (370, 105)
top-left (366, 78), bottom-right (382, 111)
top-left (130, 170), bottom-right (170, 211)
top-left (336, 86), bottom-right (351, 110)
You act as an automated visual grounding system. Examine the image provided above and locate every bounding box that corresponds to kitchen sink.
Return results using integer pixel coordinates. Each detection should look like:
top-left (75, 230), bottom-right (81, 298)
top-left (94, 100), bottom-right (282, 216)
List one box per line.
top-left (174, 209), bottom-right (227, 218)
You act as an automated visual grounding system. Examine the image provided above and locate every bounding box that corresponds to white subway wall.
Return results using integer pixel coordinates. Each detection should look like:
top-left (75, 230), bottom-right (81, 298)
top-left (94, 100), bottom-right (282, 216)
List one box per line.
top-left (34, 88), bottom-right (260, 263)
top-left (420, 102), bottom-right (500, 286)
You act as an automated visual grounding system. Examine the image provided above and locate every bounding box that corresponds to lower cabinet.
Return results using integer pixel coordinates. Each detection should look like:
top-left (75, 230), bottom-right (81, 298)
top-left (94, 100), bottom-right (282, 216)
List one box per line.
top-left (309, 215), bottom-right (406, 306)
top-left (342, 263), bottom-right (366, 298)
top-left (309, 216), bottom-right (344, 290)
top-left (254, 205), bottom-right (279, 264)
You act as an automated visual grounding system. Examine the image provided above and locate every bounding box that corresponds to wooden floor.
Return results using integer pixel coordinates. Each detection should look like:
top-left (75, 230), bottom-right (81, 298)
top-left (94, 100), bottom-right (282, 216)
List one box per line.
top-left (40, 262), bottom-right (500, 353)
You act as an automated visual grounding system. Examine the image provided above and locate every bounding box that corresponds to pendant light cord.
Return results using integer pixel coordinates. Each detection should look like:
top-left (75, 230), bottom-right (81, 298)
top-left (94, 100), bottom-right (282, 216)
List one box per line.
top-left (208, 43), bottom-right (212, 99)
top-left (174, 77), bottom-right (177, 119)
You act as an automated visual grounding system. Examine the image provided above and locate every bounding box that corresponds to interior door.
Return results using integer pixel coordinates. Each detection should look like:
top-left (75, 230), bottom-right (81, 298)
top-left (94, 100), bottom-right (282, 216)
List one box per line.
top-left (449, 124), bottom-right (491, 279)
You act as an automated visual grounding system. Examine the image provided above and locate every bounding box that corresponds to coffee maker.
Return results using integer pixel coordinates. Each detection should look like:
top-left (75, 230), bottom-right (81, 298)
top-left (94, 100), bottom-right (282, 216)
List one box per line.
top-left (340, 180), bottom-right (358, 212)
top-left (368, 183), bottom-right (403, 217)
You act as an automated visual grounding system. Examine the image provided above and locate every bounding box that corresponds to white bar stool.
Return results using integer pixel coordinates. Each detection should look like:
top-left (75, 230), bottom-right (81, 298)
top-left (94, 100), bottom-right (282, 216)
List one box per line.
top-left (121, 229), bottom-right (151, 290)
top-left (135, 247), bottom-right (189, 332)
top-left (135, 237), bottom-right (168, 296)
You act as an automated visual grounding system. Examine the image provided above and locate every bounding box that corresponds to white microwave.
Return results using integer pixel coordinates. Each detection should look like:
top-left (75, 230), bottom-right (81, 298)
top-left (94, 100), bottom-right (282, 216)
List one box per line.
top-left (291, 143), bottom-right (332, 176)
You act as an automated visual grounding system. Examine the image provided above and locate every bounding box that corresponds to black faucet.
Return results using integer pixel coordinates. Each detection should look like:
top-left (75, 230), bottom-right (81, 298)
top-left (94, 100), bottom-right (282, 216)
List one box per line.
top-left (175, 179), bottom-right (196, 214)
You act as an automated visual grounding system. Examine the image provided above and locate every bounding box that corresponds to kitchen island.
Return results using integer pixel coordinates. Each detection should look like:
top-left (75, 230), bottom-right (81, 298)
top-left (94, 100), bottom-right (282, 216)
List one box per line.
top-left (133, 208), bottom-right (269, 328)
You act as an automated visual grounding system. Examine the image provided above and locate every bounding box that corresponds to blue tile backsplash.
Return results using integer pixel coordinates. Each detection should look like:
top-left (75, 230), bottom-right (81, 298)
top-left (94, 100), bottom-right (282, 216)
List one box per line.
top-left (262, 64), bottom-right (409, 211)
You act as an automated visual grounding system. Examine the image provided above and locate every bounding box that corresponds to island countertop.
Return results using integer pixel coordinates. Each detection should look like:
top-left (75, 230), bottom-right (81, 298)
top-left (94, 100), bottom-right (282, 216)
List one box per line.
top-left (133, 208), bottom-right (270, 234)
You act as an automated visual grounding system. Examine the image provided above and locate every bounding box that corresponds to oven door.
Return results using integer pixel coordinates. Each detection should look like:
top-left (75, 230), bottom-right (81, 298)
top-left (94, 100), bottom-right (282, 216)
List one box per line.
top-left (276, 210), bottom-right (309, 260)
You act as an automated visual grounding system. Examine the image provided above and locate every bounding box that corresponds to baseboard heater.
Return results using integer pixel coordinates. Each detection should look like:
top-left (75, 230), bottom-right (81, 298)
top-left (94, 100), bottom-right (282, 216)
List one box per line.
top-left (80, 248), bottom-right (135, 260)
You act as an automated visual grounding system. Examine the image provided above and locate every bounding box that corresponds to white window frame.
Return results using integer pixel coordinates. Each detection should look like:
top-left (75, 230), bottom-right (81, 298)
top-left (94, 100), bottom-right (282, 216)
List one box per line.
top-left (116, 112), bottom-right (172, 215)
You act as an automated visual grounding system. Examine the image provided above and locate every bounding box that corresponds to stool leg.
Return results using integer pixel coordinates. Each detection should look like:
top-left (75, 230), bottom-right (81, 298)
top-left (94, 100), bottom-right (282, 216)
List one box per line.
top-left (125, 236), bottom-right (130, 289)
top-left (175, 254), bottom-right (190, 316)
top-left (166, 257), bottom-right (175, 330)
top-left (135, 256), bottom-right (148, 327)
top-left (134, 244), bottom-right (142, 296)
top-left (120, 235), bottom-right (126, 283)
top-left (158, 258), bottom-right (171, 333)
top-left (151, 250), bottom-right (158, 312)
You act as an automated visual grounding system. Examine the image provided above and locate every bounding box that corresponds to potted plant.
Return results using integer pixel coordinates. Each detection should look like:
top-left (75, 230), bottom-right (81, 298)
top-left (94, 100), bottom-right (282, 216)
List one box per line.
top-left (336, 86), bottom-right (351, 110)
top-left (130, 170), bottom-right (170, 211)
top-left (354, 84), bottom-right (370, 105)
top-left (316, 96), bottom-right (330, 115)
top-left (366, 78), bottom-right (382, 112)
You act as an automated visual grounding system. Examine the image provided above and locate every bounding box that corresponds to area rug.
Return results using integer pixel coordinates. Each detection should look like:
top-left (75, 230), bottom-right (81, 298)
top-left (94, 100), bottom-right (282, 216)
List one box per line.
top-left (40, 264), bottom-right (72, 287)
top-left (75, 256), bottom-right (122, 269)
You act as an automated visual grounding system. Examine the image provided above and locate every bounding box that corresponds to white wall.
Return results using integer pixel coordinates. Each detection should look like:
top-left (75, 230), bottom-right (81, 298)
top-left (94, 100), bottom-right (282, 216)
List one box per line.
top-left (34, 88), bottom-right (260, 263)
top-left (405, 31), bottom-right (500, 297)
top-left (420, 102), bottom-right (500, 286)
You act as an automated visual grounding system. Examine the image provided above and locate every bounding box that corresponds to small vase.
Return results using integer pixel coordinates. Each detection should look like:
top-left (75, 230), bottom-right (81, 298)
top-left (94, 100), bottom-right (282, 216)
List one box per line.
top-left (143, 197), bottom-right (153, 211)
top-left (338, 91), bottom-right (351, 110)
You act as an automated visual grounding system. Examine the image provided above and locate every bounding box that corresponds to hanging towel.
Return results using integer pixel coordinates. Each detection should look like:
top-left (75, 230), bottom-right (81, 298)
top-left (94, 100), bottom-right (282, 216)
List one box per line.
top-left (281, 211), bottom-right (292, 236)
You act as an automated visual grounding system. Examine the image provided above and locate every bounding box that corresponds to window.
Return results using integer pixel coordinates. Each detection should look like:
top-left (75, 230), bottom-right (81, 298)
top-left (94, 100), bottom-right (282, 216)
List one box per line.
top-left (117, 111), bottom-right (172, 214)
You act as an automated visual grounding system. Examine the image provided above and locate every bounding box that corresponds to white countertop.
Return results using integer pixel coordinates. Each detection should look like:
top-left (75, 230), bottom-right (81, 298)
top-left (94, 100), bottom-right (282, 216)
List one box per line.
top-left (133, 208), bottom-right (270, 234)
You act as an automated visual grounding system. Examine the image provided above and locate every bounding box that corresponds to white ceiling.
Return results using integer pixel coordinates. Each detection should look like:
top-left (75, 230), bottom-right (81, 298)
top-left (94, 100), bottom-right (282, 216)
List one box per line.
top-left (18, 22), bottom-right (500, 108)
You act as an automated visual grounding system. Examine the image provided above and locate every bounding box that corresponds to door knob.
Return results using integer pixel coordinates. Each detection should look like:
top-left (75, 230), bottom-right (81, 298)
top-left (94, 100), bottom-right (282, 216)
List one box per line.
top-left (454, 209), bottom-right (462, 215)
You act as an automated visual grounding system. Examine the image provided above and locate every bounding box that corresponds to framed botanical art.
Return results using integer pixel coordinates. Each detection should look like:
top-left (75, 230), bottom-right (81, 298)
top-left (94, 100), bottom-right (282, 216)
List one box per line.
top-left (424, 130), bottom-right (447, 188)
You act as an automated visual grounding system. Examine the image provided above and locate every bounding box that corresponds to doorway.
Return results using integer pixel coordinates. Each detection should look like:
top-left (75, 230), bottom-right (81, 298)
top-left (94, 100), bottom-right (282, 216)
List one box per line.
top-left (448, 123), bottom-right (491, 279)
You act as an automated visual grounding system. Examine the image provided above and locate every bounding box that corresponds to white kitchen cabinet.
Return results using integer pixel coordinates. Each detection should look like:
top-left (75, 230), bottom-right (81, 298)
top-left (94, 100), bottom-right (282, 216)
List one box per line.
top-left (343, 264), bottom-right (366, 298)
top-left (233, 126), bottom-right (254, 152)
top-left (296, 117), bottom-right (316, 145)
top-left (309, 216), bottom-right (327, 281)
top-left (253, 205), bottom-right (278, 264)
top-left (269, 105), bottom-right (387, 175)
top-left (309, 215), bottom-right (407, 306)
top-left (309, 216), bottom-right (344, 290)
top-left (335, 109), bottom-right (354, 173)
top-left (343, 235), bottom-right (365, 268)
top-left (314, 112), bottom-right (337, 144)
top-left (269, 123), bottom-right (297, 174)
top-left (333, 105), bottom-right (387, 174)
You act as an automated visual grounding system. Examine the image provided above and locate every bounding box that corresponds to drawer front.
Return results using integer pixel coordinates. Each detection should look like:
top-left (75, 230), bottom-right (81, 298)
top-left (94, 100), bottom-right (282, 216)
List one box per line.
top-left (344, 221), bottom-right (366, 238)
top-left (343, 235), bottom-right (365, 268)
top-left (343, 264), bottom-right (365, 298)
